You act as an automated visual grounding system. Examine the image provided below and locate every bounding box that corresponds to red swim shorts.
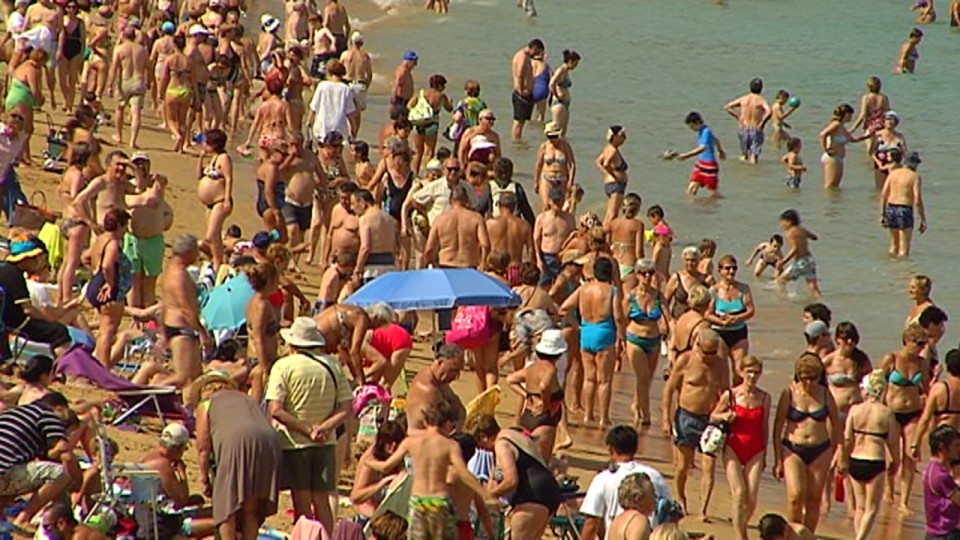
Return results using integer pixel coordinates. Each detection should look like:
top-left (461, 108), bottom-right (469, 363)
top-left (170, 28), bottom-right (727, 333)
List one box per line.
top-left (457, 521), bottom-right (474, 540)
top-left (689, 160), bottom-right (719, 190)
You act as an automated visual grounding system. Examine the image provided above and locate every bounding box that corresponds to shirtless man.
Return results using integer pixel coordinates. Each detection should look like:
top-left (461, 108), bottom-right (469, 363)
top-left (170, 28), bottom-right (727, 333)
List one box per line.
top-left (133, 234), bottom-right (207, 389)
top-left (533, 186), bottom-right (575, 288)
top-left (320, 182), bottom-right (360, 266)
top-left (322, 0), bottom-right (351, 53)
top-left (662, 328), bottom-right (729, 519)
top-left (510, 39), bottom-right (543, 140)
top-left (758, 513), bottom-right (817, 540)
top-left (256, 142), bottom-right (287, 228)
top-left (23, 0), bottom-right (59, 108)
top-left (109, 27), bottom-right (149, 149)
top-left (281, 132), bottom-right (324, 262)
top-left (366, 400), bottom-right (490, 540)
top-left (284, 0), bottom-right (309, 43)
top-left (422, 184), bottom-right (490, 269)
top-left (315, 252), bottom-right (356, 314)
top-left (775, 209), bottom-right (821, 298)
top-left (314, 303), bottom-right (370, 384)
top-left (341, 32), bottom-right (372, 138)
top-left (74, 151), bottom-right (134, 230)
top-left (82, 4), bottom-right (112, 97)
top-left (185, 25), bottom-right (214, 134)
top-left (486, 192), bottom-right (533, 287)
top-left (124, 162), bottom-right (173, 309)
top-left (405, 344), bottom-right (466, 434)
top-left (458, 109), bottom-right (502, 166)
top-left (723, 78), bottom-right (771, 164)
top-left (353, 189), bottom-right (398, 283)
top-left (391, 51), bottom-right (416, 117)
top-left (880, 149), bottom-right (927, 258)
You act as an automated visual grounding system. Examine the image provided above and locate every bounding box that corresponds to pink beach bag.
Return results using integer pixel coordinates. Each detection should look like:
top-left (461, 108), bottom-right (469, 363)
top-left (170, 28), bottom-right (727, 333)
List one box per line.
top-left (445, 305), bottom-right (495, 350)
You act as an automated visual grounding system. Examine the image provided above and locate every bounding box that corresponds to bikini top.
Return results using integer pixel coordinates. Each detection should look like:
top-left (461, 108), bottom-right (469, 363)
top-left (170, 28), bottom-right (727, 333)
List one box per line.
top-left (827, 372), bottom-right (858, 387)
top-left (888, 367), bottom-right (922, 387)
top-left (936, 380), bottom-right (960, 417)
top-left (852, 427), bottom-right (888, 439)
top-left (628, 293), bottom-right (662, 323)
top-left (204, 154), bottom-right (225, 180)
top-left (613, 151), bottom-right (628, 172)
top-left (713, 290), bottom-right (746, 330)
top-left (786, 388), bottom-right (829, 423)
top-left (544, 154), bottom-right (567, 166)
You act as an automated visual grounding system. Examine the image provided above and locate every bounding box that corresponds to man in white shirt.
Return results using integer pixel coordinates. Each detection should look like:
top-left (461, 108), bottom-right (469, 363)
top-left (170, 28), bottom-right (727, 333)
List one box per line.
top-left (308, 59), bottom-right (355, 143)
top-left (579, 426), bottom-right (671, 540)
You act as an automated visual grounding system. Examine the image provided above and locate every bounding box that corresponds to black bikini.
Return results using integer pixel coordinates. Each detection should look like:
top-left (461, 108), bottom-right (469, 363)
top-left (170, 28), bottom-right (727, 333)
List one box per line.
top-left (849, 428), bottom-right (889, 483)
top-left (782, 388), bottom-right (832, 465)
top-left (936, 381), bottom-right (960, 420)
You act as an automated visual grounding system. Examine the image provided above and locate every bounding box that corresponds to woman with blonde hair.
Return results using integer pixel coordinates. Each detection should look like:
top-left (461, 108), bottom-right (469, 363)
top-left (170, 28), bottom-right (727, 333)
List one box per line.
top-left (843, 369), bottom-right (900, 540)
top-left (906, 274), bottom-right (934, 325)
top-left (772, 355), bottom-right (840, 533)
top-left (607, 473), bottom-right (655, 540)
top-left (607, 193), bottom-right (645, 283)
top-left (624, 259), bottom-right (667, 427)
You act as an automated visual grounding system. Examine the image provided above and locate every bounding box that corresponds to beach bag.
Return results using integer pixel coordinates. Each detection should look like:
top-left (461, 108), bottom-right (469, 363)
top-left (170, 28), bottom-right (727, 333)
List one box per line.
top-left (445, 305), bottom-right (494, 350)
top-left (12, 191), bottom-right (58, 230)
top-left (407, 90), bottom-right (434, 127)
top-left (699, 422), bottom-right (727, 456)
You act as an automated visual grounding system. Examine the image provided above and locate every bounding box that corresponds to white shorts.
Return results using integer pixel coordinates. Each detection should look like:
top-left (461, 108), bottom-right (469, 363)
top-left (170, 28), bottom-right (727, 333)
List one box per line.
top-left (348, 82), bottom-right (368, 112)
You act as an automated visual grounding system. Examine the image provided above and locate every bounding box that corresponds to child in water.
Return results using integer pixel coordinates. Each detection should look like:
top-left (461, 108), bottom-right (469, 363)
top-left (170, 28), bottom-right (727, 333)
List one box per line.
top-left (367, 400), bottom-right (492, 540)
top-left (781, 138), bottom-right (807, 189)
top-left (745, 234), bottom-right (784, 278)
top-left (770, 90), bottom-right (798, 149)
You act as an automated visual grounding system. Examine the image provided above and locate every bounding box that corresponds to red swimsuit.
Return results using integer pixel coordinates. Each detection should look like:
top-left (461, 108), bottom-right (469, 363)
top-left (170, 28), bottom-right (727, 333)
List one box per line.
top-left (726, 400), bottom-right (766, 465)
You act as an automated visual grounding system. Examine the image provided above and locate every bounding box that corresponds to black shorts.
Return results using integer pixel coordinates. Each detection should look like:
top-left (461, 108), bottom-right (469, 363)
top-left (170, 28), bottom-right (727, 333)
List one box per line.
top-left (22, 319), bottom-right (71, 348)
top-left (280, 445), bottom-right (336, 492)
top-left (282, 202), bottom-right (313, 231)
top-left (512, 91), bottom-right (534, 122)
top-left (717, 326), bottom-right (748, 349)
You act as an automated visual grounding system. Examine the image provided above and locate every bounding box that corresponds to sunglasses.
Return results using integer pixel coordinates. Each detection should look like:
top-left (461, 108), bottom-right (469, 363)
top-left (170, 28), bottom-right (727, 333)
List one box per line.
top-left (481, 116), bottom-right (495, 121)
top-left (446, 166), bottom-right (460, 172)
top-left (638, 270), bottom-right (655, 276)
top-left (721, 265), bottom-right (738, 271)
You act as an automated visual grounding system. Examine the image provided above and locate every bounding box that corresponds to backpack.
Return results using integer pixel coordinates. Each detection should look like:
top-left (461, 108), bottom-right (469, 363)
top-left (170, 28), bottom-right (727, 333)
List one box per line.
top-left (445, 305), bottom-right (495, 350)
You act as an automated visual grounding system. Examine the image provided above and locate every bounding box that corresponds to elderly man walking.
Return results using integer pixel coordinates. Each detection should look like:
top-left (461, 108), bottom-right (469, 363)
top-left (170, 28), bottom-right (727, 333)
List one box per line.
top-left (267, 317), bottom-right (353, 534)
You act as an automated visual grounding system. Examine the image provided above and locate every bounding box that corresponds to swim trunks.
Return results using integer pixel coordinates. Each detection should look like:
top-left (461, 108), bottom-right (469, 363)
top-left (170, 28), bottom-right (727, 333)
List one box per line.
top-left (738, 126), bottom-right (764, 158)
top-left (256, 179), bottom-right (287, 217)
top-left (784, 255), bottom-right (817, 283)
top-left (120, 78), bottom-right (146, 111)
top-left (512, 91), bottom-right (534, 122)
top-left (122, 233), bottom-right (164, 277)
top-left (347, 81), bottom-right (368, 111)
top-left (281, 200), bottom-right (313, 231)
top-left (689, 160), bottom-right (719, 190)
top-left (408, 496), bottom-right (455, 540)
top-left (538, 251), bottom-right (561, 287)
top-left (785, 175), bottom-right (802, 189)
top-left (673, 406), bottom-right (710, 450)
top-left (884, 203), bottom-right (915, 230)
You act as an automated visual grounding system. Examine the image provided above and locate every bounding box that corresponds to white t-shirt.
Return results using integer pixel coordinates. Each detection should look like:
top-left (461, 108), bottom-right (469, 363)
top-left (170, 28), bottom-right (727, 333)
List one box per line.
top-left (579, 460), bottom-right (671, 531)
top-left (26, 279), bottom-right (55, 308)
top-left (309, 80), bottom-right (355, 142)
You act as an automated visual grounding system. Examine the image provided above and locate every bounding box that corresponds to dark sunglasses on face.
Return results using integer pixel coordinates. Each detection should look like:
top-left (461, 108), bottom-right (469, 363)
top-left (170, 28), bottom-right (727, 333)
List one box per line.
top-left (446, 166), bottom-right (460, 172)
top-left (638, 270), bottom-right (655, 276)
top-left (721, 265), bottom-right (738, 271)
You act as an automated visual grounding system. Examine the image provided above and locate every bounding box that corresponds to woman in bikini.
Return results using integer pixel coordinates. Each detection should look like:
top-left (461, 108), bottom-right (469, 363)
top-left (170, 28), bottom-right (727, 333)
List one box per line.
top-left (879, 323), bottom-right (929, 515)
top-left (85, 209), bottom-right (133, 366)
top-left (607, 194), bottom-right (644, 284)
top-left (772, 355), bottom-right (840, 534)
top-left (705, 255), bottom-right (755, 381)
top-left (282, 45), bottom-right (311, 134)
top-left (81, 3), bottom-right (112, 97)
top-left (245, 262), bottom-right (280, 403)
top-left (548, 50), bottom-right (580, 137)
top-left (56, 1), bottom-right (85, 112)
top-left (596, 125), bottom-right (628, 224)
top-left (57, 141), bottom-right (93, 306)
top-left (6, 48), bottom-right (46, 164)
top-left (623, 259), bottom-right (667, 428)
top-left (159, 33), bottom-right (195, 153)
top-left (149, 23), bottom-right (176, 125)
top-left (851, 76), bottom-right (890, 156)
top-left (843, 369), bottom-right (899, 540)
top-left (407, 74), bottom-right (452, 175)
top-left (239, 75), bottom-right (292, 160)
top-left (871, 111), bottom-right (907, 190)
top-left (821, 321), bottom-right (872, 515)
top-left (819, 104), bottom-right (870, 190)
top-left (534, 121), bottom-right (576, 209)
top-left (711, 356), bottom-right (770, 540)
top-left (197, 128), bottom-right (234, 269)
top-left (906, 274), bottom-right (935, 325)
top-left (506, 328), bottom-right (565, 462)
top-left (65, 105), bottom-right (104, 179)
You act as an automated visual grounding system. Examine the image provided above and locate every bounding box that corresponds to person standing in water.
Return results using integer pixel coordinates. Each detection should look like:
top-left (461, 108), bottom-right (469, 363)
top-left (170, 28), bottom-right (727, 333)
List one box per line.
top-left (895, 28), bottom-right (923, 74)
top-left (510, 39), bottom-right (543, 141)
top-left (851, 76), bottom-right (891, 156)
top-left (548, 50), bottom-right (580, 136)
top-left (880, 149), bottom-right (926, 258)
top-left (723, 78), bottom-right (771, 164)
top-left (775, 209), bottom-right (821, 298)
top-left (670, 112), bottom-right (726, 198)
top-left (818, 104), bottom-right (871, 189)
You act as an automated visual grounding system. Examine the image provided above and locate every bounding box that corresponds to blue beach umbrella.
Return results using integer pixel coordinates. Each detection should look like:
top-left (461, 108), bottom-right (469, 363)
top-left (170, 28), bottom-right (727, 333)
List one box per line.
top-left (344, 268), bottom-right (521, 310)
top-left (200, 273), bottom-right (255, 330)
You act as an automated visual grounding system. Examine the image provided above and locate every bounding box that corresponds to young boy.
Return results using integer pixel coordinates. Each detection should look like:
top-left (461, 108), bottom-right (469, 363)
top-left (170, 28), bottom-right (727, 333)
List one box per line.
top-left (670, 112), bottom-right (726, 197)
top-left (367, 400), bottom-right (492, 540)
top-left (450, 433), bottom-right (496, 540)
top-left (770, 90), bottom-right (798, 149)
top-left (781, 138), bottom-right (806, 189)
top-left (745, 234), bottom-right (784, 278)
top-left (775, 209), bottom-right (821, 297)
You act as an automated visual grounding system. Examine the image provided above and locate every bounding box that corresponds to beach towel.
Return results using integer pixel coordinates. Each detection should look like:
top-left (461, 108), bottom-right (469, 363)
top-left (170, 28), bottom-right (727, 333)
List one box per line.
top-left (331, 520), bottom-right (363, 540)
top-left (291, 516), bottom-right (329, 540)
top-left (464, 385), bottom-right (500, 428)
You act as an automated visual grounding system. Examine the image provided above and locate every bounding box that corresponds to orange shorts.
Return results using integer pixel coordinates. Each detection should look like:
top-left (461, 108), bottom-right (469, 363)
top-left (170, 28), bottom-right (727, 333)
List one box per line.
top-left (689, 160), bottom-right (719, 190)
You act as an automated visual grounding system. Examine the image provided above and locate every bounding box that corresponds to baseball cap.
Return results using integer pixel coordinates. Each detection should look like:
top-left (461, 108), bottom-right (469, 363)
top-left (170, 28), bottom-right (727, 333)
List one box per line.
top-left (131, 152), bottom-right (150, 163)
top-left (403, 51), bottom-right (418, 62)
top-left (804, 320), bottom-right (830, 339)
top-left (351, 31), bottom-right (363, 44)
top-left (188, 24), bottom-right (210, 37)
top-left (160, 423), bottom-right (190, 448)
top-left (425, 159), bottom-right (442, 172)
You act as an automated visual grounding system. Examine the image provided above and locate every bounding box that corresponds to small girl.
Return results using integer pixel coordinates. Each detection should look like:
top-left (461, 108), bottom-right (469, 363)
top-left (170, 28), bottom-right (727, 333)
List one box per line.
top-left (781, 137), bottom-right (806, 189)
top-left (698, 238), bottom-right (717, 283)
top-left (651, 223), bottom-right (674, 278)
top-left (770, 89), bottom-right (798, 149)
top-left (745, 234), bottom-right (784, 278)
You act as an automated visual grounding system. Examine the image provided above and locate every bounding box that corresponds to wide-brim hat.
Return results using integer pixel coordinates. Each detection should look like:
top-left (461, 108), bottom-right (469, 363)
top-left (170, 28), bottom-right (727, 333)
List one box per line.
top-left (6, 236), bottom-right (45, 264)
top-left (186, 370), bottom-right (235, 407)
top-left (280, 317), bottom-right (327, 349)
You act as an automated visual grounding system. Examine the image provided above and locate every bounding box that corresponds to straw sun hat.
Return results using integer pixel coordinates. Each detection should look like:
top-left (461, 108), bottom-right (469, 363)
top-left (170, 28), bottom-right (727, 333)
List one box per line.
top-left (186, 370), bottom-right (235, 407)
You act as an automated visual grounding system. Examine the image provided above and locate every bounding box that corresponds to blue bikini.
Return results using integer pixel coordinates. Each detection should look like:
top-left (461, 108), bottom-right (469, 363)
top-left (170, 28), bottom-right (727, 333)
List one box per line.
top-left (626, 292), bottom-right (662, 353)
